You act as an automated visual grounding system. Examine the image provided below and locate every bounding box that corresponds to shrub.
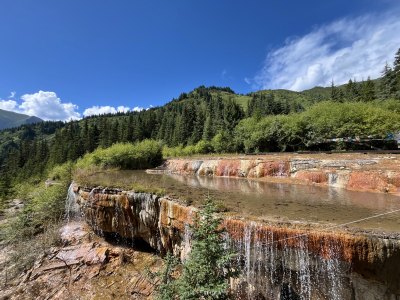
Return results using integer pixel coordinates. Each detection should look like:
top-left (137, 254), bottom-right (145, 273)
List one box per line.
top-left (162, 140), bottom-right (214, 158)
top-left (76, 140), bottom-right (163, 170)
top-left (234, 101), bottom-right (400, 152)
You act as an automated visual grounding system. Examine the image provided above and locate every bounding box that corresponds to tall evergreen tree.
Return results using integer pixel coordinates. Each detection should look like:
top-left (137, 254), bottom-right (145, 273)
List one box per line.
top-left (202, 114), bottom-right (213, 141)
top-left (393, 48), bottom-right (400, 97)
top-left (361, 77), bottom-right (376, 102)
top-left (177, 197), bottom-right (238, 299)
top-left (345, 79), bottom-right (359, 101)
top-left (330, 80), bottom-right (343, 102)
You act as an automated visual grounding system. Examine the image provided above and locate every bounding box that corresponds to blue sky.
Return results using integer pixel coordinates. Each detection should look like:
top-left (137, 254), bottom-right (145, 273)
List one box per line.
top-left (0, 0), bottom-right (399, 120)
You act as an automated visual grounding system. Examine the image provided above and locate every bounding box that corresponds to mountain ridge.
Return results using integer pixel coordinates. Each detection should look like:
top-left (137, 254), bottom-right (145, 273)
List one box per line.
top-left (0, 109), bottom-right (43, 130)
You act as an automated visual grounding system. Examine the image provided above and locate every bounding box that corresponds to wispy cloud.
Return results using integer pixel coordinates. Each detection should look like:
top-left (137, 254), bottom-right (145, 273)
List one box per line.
top-left (0, 91), bottom-right (80, 121)
top-left (252, 11), bottom-right (400, 91)
top-left (221, 69), bottom-right (227, 79)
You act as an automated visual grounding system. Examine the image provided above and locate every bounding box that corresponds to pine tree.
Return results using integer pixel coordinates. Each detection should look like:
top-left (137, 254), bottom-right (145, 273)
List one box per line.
top-left (346, 79), bottom-right (359, 101)
top-left (330, 80), bottom-right (341, 102)
top-left (393, 48), bottom-right (400, 75)
top-left (393, 48), bottom-right (400, 97)
top-left (0, 169), bottom-right (11, 199)
top-left (177, 197), bottom-right (238, 299)
top-left (361, 77), bottom-right (376, 102)
top-left (380, 63), bottom-right (394, 99)
top-left (202, 114), bottom-right (213, 141)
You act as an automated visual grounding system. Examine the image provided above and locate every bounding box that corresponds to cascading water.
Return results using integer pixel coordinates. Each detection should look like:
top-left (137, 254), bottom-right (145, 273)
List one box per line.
top-left (181, 209), bottom-right (193, 261)
top-left (71, 179), bottom-right (400, 300)
top-left (65, 182), bottom-right (81, 222)
top-left (224, 221), bottom-right (353, 300)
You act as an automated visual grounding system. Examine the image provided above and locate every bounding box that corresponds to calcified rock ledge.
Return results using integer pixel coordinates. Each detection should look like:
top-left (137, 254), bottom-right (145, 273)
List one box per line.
top-left (155, 155), bottom-right (400, 194)
top-left (73, 183), bottom-right (400, 300)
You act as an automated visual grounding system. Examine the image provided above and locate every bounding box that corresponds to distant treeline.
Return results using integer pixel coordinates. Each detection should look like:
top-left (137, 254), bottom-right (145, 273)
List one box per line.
top-left (0, 49), bottom-right (400, 197)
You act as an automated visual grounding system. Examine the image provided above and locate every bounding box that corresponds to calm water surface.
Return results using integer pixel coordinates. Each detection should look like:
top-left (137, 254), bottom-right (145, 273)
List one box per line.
top-left (87, 170), bottom-right (400, 233)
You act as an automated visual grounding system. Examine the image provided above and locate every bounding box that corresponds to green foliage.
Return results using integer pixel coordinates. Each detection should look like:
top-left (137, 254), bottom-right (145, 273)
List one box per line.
top-left (211, 132), bottom-right (235, 153)
top-left (235, 101), bottom-right (400, 152)
top-left (162, 140), bottom-right (213, 158)
top-left (154, 198), bottom-right (238, 300)
top-left (5, 164), bottom-right (72, 243)
top-left (1, 50), bottom-right (400, 186)
top-left (76, 140), bottom-right (163, 170)
top-left (176, 197), bottom-right (238, 299)
top-left (1, 163), bottom-right (71, 277)
top-left (155, 253), bottom-right (180, 300)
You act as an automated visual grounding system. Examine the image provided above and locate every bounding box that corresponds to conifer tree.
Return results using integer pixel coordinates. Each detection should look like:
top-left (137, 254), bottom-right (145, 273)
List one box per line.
top-left (177, 197), bottom-right (238, 299)
top-left (330, 80), bottom-right (341, 102)
top-left (393, 48), bottom-right (400, 97)
top-left (361, 77), bottom-right (376, 102)
top-left (202, 114), bottom-right (213, 141)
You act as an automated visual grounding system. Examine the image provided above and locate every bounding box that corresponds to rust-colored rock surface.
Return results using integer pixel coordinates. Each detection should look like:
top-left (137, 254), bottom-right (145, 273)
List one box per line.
top-left (159, 154), bottom-right (400, 194)
top-left (347, 171), bottom-right (393, 192)
top-left (73, 183), bottom-right (400, 299)
top-left (0, 221), bottom-right (161, 300)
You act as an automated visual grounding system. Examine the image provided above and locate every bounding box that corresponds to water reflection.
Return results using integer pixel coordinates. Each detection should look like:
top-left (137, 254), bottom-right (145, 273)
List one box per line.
top-left (87, 170), bottom-right (400, 232)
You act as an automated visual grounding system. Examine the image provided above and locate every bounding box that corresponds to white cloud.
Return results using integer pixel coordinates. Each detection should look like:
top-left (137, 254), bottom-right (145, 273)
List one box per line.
top-left (253, 11), bottom-right (400, 91)
top-left (0, 91), bottom-right (80, 121)
top-left (0, 99), bottom-right (17, 111)
top-left (117, 106), bottom-right (130, 113)
top-left (9, 91), bottom-right (16, 99)
top-left (132, 106), bottom-right (144, 112)
top-left (83, 105), bottom-right (131, 117)
top-left (19, 91), bottom-right (80, 121)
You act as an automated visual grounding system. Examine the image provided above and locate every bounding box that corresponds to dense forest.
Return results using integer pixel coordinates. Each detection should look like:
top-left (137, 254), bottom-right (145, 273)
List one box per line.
top-left (0, 49), bottom-right (400, 199)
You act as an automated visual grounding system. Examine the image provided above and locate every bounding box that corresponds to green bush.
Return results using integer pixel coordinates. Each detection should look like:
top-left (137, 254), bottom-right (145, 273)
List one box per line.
top-left (162, 140), bottom-right (214, 158)
top-left (234, 101), bottom-right (400, 152)
top-left (76, 140), bottom-right (163, 170)
top-left (211, 132), bottom-right (234, 153)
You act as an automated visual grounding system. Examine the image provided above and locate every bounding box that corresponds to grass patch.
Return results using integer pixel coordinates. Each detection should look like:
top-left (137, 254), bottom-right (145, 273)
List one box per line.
top-left (1, 163), bottom-right (72, 280)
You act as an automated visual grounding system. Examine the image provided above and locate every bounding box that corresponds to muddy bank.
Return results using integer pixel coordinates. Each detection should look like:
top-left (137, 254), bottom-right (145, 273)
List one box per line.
top-left (73, 183), bottom-right (400, 299)
top-left (156, 154), bottom-right (400, 194)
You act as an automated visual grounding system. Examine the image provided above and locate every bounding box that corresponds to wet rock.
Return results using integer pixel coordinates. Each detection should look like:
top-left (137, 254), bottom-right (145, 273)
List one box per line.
top-left (294, 170), bottom-right (328, 184)
top-left (72, 183), bottom-right (400, 299)
top-left (159, 157), bottom-right (400, 195)
top-left (289, 159), bottom-right (321, 172)
top-left (347, 171), bottom-right (391, 193)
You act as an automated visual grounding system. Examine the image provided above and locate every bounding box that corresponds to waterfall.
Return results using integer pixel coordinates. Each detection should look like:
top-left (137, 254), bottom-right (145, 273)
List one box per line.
top-left (224, 221), bottom-right (352, 299)
top-left (72, 184), bottom-right (400, 299)
top-left (65, 183), bottom-right (81, 222)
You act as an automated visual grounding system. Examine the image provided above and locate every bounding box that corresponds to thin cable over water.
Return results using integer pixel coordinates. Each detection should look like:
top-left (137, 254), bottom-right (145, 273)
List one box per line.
top-left (264, 208), bottom-right (400, 246)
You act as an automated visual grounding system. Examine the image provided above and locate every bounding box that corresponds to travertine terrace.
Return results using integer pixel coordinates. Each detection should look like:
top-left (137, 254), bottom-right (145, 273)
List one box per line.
top-left (72, 178), bottom-right (400, 299)
top-left (159, 153), bottom-right (400, 195)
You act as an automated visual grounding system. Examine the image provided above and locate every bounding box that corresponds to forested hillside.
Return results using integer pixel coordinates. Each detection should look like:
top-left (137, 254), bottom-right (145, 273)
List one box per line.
top-left (0, 49), bottom-right (400, 199)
